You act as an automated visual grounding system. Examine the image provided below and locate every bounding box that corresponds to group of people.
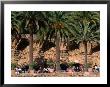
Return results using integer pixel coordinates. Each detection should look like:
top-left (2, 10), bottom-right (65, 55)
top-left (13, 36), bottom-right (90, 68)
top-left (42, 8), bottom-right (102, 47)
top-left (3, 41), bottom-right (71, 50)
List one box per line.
top-left (33, 57), bottom-right (55, 73)
top-left (60, 62), bottom-right (84, 72)
top-left (15, 63), bottom-right (29, 75)
top-left (14, 56), bottom-right (100, 75)
top-left (14, 56), bottom-right (55, 75)
top-left (60, 62), bottom-right (100, 73)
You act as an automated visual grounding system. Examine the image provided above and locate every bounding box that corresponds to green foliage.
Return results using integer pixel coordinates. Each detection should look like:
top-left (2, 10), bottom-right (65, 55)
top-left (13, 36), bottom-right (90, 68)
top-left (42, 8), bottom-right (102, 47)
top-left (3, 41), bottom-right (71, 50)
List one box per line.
top-left (68, 62), bottom-right (75, 67)
top-left (11, 11), bottom-right (100, 71)
top-left (11, 11), bottom-right (100, 44)
top-left (69, 11), bottom-right (100, 44)
top-left (38, 11), bottom-right (74, 43)
top-left (86, 63), bottom-right (92, 68)
top-left (11, 11), bottom-right (47, 34)
top-left (29, 62), bottom-right (37, 69)
top-left (47, 59), bottom-right (55, 67)
top-left (69, 11), bottom-right (100, 71)
top-left (11, 63), bottom-right (17, 70)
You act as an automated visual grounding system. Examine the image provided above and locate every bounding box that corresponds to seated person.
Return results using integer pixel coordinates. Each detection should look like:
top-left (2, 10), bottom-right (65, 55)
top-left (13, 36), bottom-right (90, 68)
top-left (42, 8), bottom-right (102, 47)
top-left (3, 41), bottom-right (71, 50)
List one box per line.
top-left (92, 63), bottom-right (100, 72)
top-left (73, 63), bottom-right (81, 72)
top-left (37, 56), bottom-right (45, 73)
top-left (79, 64), bottom-right (84, 71)
top-left (24, 65), bottom-right (29, 72)
top-left (21, 64), bottom-right (29, 73)
top-left (60, 62), bottom-right (69, 71)
top-left (15, 66), bottom-right (22, 75)
top-left (47, 66), bottom-right (55, 73)
top-left (96, 66), bottom-right (100, 72)
top-left (44, 59), bottom-right (48, 68)
top-left (43, 68), bottom-right (49, 73)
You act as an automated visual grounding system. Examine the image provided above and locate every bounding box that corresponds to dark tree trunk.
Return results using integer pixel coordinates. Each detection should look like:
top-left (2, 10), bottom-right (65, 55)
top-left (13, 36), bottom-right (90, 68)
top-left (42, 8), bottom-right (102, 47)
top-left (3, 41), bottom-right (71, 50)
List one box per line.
top-left (89, 42), bottom-right (92, 55)
top-left (66, 37), bottom-right (69, 51)
top-left (83, 41), bottom-right (88, 71)
top-left (56, 32), bottom-right (61, 71)
top-left (29, 30), bottom-right (33, 69)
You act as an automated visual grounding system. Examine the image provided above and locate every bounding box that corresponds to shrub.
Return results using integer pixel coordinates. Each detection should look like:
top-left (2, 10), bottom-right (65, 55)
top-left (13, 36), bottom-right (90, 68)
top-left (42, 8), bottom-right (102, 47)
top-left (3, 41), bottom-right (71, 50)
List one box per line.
top-left (68, 62), bottom-right (75, 67)
top-left (11, 63), bottom-right (17, 70)
top-left (47, 60), bottom-right (55, 67)
top-left (29, 62), bottom-right (37, 69)
top-left (86, 63), bottom-right (92, 68)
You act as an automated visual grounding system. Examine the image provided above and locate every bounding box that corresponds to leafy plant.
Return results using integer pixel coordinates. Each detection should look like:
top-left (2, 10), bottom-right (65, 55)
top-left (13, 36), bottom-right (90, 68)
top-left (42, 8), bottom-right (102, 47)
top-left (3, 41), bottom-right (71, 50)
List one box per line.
top-left (86, 63), bottom-right (92, 68)
top-left (69, 11), bottom-right (100, 71)
top-left (68, 62), bottom-right (75, 67)
top-left (11, 63), bottom-right (17, 70)
top-left (29, 61), bottom-right (37, 69)
top-left (47, 60), bottom-right (55, 67)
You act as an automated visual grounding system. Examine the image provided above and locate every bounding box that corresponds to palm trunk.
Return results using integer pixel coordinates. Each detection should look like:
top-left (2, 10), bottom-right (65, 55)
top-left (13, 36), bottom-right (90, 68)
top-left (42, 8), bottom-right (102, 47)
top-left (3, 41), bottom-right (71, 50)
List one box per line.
top-left (67, 37), bottom-right (69, 51)
top-left (83, 41), bottom-right (88, 71)
top-left (89, 42), bottom-right (92, 55)
top-left (56, 32), bottom-right (60, 71)
top-left (29, 30), bottom-right (33, 69)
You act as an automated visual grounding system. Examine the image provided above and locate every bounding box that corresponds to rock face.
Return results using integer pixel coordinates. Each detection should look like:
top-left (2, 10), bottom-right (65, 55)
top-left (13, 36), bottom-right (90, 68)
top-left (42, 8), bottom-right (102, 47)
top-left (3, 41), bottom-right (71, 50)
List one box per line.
top-left (11, 35), bottom-right (100, 66)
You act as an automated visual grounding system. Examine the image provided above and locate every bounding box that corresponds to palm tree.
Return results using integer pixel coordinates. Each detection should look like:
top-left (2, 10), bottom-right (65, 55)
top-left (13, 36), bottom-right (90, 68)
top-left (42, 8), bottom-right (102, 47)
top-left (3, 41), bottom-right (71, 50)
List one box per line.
top-left (39, 11), bottom-right (74, 71)
top-left (69, 11), bottom-right (100, 71)
top-left (11, 11), bottom-right (46, 69)
top-left (11, 12), bottom-right (22, 44)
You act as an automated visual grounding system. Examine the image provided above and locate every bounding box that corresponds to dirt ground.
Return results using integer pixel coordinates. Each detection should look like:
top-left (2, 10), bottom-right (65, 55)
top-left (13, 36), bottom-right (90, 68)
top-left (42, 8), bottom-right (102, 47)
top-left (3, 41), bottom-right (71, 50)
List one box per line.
top-left (11, 70), bottom-right (100, 77)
